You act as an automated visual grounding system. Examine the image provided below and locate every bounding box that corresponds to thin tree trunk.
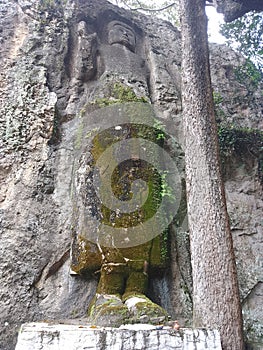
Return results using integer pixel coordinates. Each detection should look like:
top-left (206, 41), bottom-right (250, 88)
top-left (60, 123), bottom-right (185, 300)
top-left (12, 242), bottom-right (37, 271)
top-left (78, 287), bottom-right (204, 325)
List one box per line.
top-left (179, 0), bottom-right (244, 349)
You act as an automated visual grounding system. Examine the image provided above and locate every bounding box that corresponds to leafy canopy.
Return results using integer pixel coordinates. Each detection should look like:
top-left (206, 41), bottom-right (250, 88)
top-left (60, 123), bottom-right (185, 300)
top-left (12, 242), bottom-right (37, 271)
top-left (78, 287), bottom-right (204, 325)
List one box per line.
top-left (109, 0), bottom-right (180, 26)
top-left (220, 11), bottom-right (263, 70)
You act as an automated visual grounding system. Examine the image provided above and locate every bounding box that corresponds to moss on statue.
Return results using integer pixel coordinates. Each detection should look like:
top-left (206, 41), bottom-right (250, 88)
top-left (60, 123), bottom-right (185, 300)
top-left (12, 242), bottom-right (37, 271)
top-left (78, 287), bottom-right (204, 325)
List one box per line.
top-left (90, 82), bottom-right (148, 108)
top-left (125, 271), bottom-right (148, 295)
top-left (71, 90), bottom-right (183, 324)
top-left (131, 299), bottom-right (168, 320)
top-left (71, 235), bottom-right (101, 274)
top-left (89, 115), bottom-right (165, 232)
top-left (97, 263), bottom-right (127, 295)
top-left (150, 233), bottom-right (169, 270)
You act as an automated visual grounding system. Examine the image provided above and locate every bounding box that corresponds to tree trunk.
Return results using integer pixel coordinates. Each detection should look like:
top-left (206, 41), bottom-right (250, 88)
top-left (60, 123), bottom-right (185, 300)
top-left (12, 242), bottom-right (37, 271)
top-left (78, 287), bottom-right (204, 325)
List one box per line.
top-left (179, 0), bottom-right (244, 349)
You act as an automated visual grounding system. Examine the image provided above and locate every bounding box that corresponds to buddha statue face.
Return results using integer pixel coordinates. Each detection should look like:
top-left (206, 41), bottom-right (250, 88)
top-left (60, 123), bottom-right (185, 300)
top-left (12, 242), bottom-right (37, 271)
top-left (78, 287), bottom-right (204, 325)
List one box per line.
top-left (108, 21), bottom-right (136, 52)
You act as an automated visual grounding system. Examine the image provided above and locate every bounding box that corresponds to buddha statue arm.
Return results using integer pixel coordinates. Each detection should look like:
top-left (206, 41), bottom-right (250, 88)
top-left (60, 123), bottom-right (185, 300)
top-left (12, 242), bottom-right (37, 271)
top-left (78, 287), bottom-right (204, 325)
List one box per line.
top-left (73, 21), bottom-right (98, 82)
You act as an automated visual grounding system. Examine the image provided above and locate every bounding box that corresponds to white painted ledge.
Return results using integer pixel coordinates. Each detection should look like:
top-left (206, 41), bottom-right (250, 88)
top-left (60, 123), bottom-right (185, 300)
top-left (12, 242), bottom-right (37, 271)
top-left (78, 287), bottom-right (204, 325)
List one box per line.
top-left (15, 322), bottom-right (222, 350)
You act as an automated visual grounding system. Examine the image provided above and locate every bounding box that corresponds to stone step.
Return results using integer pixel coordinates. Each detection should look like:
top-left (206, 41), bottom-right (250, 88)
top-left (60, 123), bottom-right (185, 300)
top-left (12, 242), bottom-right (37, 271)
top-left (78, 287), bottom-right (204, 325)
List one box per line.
top-left (15, 322), bottom-right (222, 350)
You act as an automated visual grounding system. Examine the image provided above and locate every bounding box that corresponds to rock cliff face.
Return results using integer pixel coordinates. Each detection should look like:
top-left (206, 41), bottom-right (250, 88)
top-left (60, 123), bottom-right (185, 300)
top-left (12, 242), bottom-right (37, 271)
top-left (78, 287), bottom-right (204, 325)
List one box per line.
top-left (210, 0), bottom-right (263, 21)
top-left (0, 0), bottom-right (262, 349)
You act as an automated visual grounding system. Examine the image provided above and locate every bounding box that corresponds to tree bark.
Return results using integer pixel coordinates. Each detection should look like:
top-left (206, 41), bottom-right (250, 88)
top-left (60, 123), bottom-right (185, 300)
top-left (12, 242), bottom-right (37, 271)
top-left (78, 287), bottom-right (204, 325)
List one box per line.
top-left (179, 0), bottom-right (244, 349)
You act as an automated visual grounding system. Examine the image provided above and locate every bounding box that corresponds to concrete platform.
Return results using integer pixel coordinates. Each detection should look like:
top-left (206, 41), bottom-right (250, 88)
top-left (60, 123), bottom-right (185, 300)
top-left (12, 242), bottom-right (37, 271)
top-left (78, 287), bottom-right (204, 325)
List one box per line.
top-left (15, 322), bottom-right (222, 350)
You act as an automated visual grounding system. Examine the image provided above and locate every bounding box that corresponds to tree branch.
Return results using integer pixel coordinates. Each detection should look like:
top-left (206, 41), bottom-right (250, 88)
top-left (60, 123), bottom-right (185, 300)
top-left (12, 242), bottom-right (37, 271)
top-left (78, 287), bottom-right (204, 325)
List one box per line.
top-left (130, 1), bottom-right (177, 12)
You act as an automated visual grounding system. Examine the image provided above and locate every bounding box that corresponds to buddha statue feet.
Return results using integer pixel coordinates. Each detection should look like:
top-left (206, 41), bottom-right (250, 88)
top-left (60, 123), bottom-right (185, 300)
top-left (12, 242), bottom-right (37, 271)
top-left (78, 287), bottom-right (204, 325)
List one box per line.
top-left (88, 293), bottom-right (169, 327)
top-left (123, 293), bottom-right (169, 324)
top-left (88, 294), bottom-right (130, 327)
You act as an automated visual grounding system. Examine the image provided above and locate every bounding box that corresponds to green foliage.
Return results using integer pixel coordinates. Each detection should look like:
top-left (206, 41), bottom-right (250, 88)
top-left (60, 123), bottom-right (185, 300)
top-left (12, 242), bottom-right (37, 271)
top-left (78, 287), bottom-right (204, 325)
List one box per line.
top-left (213, 91), bottom-right (226, 121)
top-left (160, 171), bottom-right (174, 199)
top-left (220, 11), bottom-right (263, 71)
top-left (213, 91), bottom-right (224, 105)
top-left (153, 119), bottom-right (166, 140)
top-left (112, 82), bottom-right (147, 102)
top-left (234, 59), bottom-right (262, 88)
top-left (218, 126), bottom-right (263, 184)
top-left (218, 125), bottom-right (263, 157)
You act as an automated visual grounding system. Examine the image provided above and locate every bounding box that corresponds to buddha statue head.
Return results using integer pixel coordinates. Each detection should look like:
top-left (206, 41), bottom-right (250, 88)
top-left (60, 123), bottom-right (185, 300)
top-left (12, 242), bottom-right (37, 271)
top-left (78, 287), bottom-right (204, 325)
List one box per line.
top-left (107, 20), bottom-right (136, 52)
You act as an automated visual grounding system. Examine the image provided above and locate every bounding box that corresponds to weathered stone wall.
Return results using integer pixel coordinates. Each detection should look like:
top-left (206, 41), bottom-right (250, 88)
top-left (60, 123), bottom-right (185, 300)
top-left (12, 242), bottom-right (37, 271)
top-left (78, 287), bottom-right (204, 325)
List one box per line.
top-left (0, 0), bottom-right (262, 349)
